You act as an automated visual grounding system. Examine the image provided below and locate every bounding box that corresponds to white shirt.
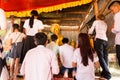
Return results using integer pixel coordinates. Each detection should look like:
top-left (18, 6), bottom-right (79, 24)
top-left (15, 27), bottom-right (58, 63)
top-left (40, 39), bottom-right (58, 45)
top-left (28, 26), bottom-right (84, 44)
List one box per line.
top-left (88, 20), bottom-right (108, 41)
top-left (0, 8), bottom-right (7, 30)
top-left (59, 44), bottom-right (74, 68)
top-left (72, 48), bottom-right (97, 80)
top-left (46, 41), bottom-right (59, 55)
top-left (20, 45), bottom-right (59, 80)
top-left (112, 11), bottom-right (120, 45)
top-left (23, 19), bottom-right (44, 36)
top-left (9, 32), bottom-right (26, 43)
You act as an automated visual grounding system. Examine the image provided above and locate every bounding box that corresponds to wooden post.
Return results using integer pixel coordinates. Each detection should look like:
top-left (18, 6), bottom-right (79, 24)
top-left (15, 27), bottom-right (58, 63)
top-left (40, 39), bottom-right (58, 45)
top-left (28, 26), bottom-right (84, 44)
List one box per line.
top-left (93, 0), bottom-right (99, 19)
top-left (99, 0), bottom-right (111, 14)
top-left (104, 10), bottom-right (111, 16)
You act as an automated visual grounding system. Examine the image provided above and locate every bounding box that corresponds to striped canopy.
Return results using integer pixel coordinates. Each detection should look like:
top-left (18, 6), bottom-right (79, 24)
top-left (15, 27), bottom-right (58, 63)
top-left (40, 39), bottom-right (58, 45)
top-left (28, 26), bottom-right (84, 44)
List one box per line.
top-left (0, 0), bottom-right (92, 17)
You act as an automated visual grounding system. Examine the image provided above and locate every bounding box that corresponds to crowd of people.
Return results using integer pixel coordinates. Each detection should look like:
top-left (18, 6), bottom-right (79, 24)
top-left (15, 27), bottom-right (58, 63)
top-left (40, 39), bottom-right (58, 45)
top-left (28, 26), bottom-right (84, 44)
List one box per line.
top-left (0, 1), bottom-right (120, 80)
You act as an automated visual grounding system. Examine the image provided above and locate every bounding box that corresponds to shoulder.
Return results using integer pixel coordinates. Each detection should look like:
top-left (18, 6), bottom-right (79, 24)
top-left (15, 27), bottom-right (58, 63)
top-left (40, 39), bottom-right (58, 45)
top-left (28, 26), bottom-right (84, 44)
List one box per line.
top-left (35, 19), bottom-right (43, 23)
top-left (114, 12), bottom-right (120, 19)
top-left (25, 19), bottom-right (29, 22)
top-left (74, 48), bottom-right (80, 53)
top-left (9, 32), bottom-right (15, 37)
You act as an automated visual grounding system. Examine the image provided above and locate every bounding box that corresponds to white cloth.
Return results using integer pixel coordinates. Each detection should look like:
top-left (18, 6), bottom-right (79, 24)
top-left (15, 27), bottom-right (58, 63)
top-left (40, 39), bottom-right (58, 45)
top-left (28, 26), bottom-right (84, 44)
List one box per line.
top-left (59, 44), bottom-right (74, 68)
top-left (20, 45), bottom-right (59, 80)
top-left (0, 8), bottom-right (7, 30)
top-left (111, 11), bottom-right (120, 45)
top-left (46, 41), bottom-right (59, 55)
top-left (23, 19), bottom-right (44, 36)
top-left (0, 66), bottom-right (9, 80)
top-left (72, 48), bottom-right (98, 80)
top-left (88, 20), bottom-right (108, 41)
top-left (9, 32), bottom-right (26, 43)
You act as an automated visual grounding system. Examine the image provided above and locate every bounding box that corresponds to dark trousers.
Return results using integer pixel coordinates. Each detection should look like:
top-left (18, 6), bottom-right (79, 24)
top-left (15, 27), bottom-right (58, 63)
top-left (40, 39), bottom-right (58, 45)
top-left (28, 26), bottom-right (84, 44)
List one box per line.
top-left (116, 45), bottom-right (120, 66)
top-left (94, 38), bottom-right (111, 79)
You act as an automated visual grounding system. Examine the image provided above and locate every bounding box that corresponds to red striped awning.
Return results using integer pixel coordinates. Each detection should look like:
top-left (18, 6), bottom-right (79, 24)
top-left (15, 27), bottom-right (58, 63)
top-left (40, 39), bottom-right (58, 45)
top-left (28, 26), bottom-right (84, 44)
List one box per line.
top-left (0, 0), bottom-right (92, 17)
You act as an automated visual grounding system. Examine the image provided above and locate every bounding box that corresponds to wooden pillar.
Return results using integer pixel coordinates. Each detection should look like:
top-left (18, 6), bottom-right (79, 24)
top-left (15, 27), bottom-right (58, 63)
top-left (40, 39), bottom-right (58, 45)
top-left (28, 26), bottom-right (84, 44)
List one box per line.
top-left (93, 0), bottom-right (99, 19)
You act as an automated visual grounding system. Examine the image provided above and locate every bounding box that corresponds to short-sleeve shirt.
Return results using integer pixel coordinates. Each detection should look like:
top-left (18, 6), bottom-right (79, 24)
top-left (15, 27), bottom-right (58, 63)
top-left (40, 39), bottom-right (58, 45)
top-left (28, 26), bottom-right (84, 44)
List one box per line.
top-left (23, 19), bottom-right (44, 36)
top-left (9, 32), bottom-right (26, 43)
top-left (46, 41), bottom-right (59, 55)
top-left (59, 44), bottom-right (74, 68)
top-left (20, 45), bottom-right (59, 80)
top-left (72, 48), bottom-right (97, 80)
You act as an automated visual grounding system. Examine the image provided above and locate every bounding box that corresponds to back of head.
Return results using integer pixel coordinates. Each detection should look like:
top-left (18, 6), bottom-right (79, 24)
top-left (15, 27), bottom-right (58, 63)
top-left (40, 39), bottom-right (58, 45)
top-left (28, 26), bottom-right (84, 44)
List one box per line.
top-left (51, 34), bottom-right (58, 41)
top-left (78, 33), bottom-right (93, 66)
top-left (97, 14), bottom-right (105, 20)
top-left (31, 10), bottom-right (38, 16)
top-left (34, 32), bottom-right (47, 45)
top-left (29, 10), bottom-right (38, 28)
top-left (108, 1), bottom-right (120, 9)
top-left (13, 24), bottom-right (19, 31)
top-left (78, 33), bottom-right (90, 47)
top-left (62, 38), bottom-right (69, 44)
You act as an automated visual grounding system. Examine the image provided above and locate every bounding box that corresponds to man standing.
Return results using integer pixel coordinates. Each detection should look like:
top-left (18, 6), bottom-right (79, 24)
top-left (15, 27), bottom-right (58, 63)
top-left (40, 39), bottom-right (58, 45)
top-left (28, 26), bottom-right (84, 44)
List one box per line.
top-left (108, 1), bottom-right (120, 66)
top-left (20, 32), bottom-right (59, 80)
top-left (88, 14), bottom-right (111, 79)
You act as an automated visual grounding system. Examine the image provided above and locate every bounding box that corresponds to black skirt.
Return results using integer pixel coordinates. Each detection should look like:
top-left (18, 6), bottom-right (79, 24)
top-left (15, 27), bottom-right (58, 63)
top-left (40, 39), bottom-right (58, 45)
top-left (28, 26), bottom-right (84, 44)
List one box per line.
top-left (20, 36), bottom-right (36, 63)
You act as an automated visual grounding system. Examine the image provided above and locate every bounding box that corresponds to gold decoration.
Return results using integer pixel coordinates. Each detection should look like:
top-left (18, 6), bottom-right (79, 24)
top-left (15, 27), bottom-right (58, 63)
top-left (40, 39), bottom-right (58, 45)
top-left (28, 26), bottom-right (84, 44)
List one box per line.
top-left (5, 0), bottom-right (92, 17)
top-left (50, 24), bottom-right (63, 46)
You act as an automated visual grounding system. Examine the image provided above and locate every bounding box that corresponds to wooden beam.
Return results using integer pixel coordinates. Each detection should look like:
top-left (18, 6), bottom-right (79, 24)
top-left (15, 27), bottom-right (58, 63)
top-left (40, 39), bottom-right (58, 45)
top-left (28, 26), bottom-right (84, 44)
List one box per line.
top-left (104, 10), bottom-right (111, 16)
top-left (93, 0), bottom-right (99, 19)
top-left (99, 0), bottom-right (111, 14)
top-left (64, 11), bottom-right (87, 14)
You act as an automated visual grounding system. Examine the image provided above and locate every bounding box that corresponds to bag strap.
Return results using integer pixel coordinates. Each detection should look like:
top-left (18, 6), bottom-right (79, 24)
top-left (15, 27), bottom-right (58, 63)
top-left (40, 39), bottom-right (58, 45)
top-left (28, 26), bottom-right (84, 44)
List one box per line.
top-left (14, 33), bottom-right (22, 43)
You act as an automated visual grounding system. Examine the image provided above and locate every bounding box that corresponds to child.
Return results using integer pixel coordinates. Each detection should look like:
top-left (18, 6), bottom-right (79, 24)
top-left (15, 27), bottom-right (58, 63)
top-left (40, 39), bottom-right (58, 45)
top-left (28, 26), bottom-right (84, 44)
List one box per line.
top-left (9, 24), bottom-right (26, 80)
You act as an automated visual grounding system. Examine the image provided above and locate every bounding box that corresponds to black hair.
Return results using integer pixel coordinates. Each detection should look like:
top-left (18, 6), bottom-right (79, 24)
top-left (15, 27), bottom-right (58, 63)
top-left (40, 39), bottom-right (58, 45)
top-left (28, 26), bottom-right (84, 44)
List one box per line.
top-left (29, 10), bottom-right (38, 28)
top-left (13, 24), bottom-right (20, 32)
top-left (108, 1), bottom-right (120, 9)
top-left (78, 33), bottom-right (93, 66)
top-left (62, 38), bottom-right (69, 44)
top-left (51, 34), bottom-right (58, 41)
top-left (0, 40), bottom-right (3, 53)
top-left (34, 32), bottom-right (47, 45)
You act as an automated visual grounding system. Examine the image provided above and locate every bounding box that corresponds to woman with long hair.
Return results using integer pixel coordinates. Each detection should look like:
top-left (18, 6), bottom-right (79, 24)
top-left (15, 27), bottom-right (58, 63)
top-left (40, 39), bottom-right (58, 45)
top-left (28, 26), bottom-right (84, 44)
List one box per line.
top-left (20, 10), bottom-right (44, 63)
top-left (72, 33), bottom-right (98, 80)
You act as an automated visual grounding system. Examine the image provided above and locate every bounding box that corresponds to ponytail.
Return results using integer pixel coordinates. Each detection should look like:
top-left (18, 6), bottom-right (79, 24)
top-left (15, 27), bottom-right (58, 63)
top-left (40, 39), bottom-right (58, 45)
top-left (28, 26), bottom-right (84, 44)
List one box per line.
top-left (29, 15), bottom-right (34, 28)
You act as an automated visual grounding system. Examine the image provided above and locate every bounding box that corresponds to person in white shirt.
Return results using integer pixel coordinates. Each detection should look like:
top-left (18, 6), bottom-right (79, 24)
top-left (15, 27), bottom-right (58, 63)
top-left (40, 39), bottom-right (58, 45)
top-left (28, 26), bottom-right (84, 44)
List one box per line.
top-left (59, 38), bottom-right (75, 78)
top-left (88, 14), bottom-right (111, 79)
top-left (108, 1), bottom-right (120, 67)
top-left (20, 10), bottom-right (44, 63)
top-left (20, 32), bottom-right (59, 80)
top-left (46, 34), bottom-right (59, 55)
top-left (72, 33), bottom-right (99, 80)
top-left (9, 24), bottom-right (26, 80)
